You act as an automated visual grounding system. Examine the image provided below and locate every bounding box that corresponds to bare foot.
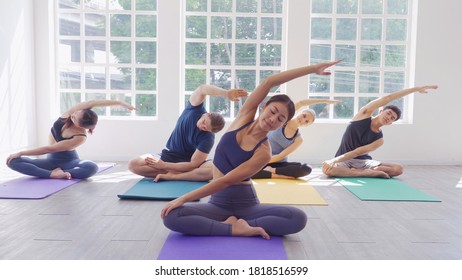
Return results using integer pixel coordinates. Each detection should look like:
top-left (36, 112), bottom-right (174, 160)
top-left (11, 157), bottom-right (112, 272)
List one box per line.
top-left (222, 216), bottom-right (238, 225)
top-left (232, 219), bottom-right (270, 240)
top-left (50, 168), bottom-right (72, 179)
top-left (363, 169), bottom-right (390, 178)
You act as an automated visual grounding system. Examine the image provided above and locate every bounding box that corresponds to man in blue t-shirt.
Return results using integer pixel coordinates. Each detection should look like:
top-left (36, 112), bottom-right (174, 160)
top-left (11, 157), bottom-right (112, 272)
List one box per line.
top-left (322, 85), bottom-right (437, 178)
top-left (128, 85), bottom-right (247, 181)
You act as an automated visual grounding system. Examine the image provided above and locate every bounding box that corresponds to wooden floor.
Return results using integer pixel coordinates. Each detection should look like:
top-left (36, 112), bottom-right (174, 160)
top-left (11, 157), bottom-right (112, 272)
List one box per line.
top-left (1, 163), bottom-right (461, 260)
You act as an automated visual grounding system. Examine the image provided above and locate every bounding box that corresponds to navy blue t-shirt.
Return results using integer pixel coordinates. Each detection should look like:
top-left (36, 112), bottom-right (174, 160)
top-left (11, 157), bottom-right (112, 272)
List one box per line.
top-left (335, 117), bottom-right (383, 160)
top-left (161, 102), bottom-right (214, 163)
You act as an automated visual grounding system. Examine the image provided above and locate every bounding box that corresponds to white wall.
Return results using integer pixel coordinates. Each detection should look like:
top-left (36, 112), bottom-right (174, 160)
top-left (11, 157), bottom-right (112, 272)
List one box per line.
top-left (0, 0), bottom-right (36, 167)
top-left (4, 0), bottom-right (461, 166)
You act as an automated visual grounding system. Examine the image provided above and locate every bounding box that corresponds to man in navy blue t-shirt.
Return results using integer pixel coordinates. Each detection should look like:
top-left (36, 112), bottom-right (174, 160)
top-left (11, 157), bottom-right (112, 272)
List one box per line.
top-left (322, 85), bottom-right (437, 178)
top-left (128, 85), bottom-right (247, 181)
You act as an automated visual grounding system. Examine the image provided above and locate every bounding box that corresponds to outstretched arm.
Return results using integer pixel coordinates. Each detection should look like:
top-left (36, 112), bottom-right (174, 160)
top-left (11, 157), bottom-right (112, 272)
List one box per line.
top-left (354, 85), bottom-right (438, 121)
top-left (189, 84), bottom-right (248, 106)
top-left (268, 137), bottom-right (303, 163)
top-left (237, 60), bottom-right (341, 121)
top-left (62, 100), bottom-right (136, 118)
top-left (294, 99), bottom-right (341, 111)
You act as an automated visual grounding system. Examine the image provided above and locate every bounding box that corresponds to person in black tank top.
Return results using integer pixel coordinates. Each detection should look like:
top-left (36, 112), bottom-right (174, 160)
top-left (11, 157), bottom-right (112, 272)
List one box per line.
top-left (322, 85), bottom-right (438, 178)
top-left (161, 61), bottom-right (340, 239)
top-left (6, 100), bottom-right (135, 179)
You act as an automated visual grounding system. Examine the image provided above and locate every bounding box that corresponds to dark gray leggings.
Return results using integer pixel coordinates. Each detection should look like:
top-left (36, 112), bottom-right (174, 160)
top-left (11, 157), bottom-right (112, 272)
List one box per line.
top-left (163, 183), bottom-right (307, 236)
top-left (7, 150), bottom-right (98, 179)
top-left (252, 162), bottom-right (312, 179)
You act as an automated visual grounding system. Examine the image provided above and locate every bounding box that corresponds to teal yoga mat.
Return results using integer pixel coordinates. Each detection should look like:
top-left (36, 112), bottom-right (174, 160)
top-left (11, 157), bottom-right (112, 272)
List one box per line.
top-left (337, 177), bottom-right (441, 202)
top-left (118, 178), bottom-right (207, 200)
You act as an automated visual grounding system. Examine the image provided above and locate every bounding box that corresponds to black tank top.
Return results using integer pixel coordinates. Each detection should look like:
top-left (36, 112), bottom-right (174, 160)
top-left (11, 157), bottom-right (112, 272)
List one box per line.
top-left (51, 117), bottom-right (86, 142)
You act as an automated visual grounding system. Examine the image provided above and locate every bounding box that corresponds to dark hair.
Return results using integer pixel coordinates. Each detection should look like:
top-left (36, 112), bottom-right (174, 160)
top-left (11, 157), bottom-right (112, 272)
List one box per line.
top-left (265, 94), bottom-right (295, 122)
top-left (209, 112), bottom-right (225, 133)
top-left (79, 109), bottom-right (98, 134)
top-left (383, 105), bottom-right (401, 121)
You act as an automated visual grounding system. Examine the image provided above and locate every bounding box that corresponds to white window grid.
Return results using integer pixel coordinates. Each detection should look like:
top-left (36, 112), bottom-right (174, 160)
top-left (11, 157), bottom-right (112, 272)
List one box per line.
top-left (55, 0), bottom-right (158, 118)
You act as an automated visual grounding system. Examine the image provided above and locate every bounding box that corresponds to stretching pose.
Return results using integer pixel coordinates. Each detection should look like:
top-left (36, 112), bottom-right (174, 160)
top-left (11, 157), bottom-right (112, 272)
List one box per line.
top-left (128, 85), bottom-right (247, 181)
top-left (161, 61), bottom-right (340, 239)
top-left (6, 100), bottom-right (136, 179)
top-left (251, 98), bottom-right (340, 179)
top-left (322, 85), bottom-right (438, 178)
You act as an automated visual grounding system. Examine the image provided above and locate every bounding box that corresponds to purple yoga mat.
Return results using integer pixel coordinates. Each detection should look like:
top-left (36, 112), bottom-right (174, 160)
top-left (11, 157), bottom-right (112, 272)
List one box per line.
top-left (157, 232), bottom-right (288, 260)
top-left (0, 163), bottom-right (115, 199)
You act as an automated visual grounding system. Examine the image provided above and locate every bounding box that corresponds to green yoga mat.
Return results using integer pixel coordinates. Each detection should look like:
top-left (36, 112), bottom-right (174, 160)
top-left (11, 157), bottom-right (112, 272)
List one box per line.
top-left (118, 178), bottom-right (207, 200)
top-left (337, 177), bottom-right (441, 202)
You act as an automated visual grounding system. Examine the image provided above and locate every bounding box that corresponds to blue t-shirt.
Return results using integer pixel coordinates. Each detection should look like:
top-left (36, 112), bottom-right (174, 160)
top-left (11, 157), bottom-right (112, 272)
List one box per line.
top-left (162, 102), bottom-right (214, 163)
top-left (267, 125), bottom-right (300, 162)
top-left (335, 117), bottom-right (383, 160)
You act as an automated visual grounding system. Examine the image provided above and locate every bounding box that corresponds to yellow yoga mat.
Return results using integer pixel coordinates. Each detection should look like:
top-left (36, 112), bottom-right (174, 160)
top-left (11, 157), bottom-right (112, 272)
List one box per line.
top-left (253, 178), bottom-right (328, 206)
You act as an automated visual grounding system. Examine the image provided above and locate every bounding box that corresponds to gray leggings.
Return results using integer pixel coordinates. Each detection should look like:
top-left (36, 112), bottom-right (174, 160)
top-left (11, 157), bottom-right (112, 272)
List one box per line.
top-left (163, 183), bottom-right (307, 236)
top-left (7, 150), bottom-right (98, 179)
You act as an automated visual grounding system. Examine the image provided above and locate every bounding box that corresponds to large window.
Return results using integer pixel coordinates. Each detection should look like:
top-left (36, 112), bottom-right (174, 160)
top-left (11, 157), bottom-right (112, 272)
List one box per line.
top-left (56, 0), bottom-right (158, 117)
top-left (308, 0), bottom-right (414, 121)
top-left (183, 0), bottom-right (286, 118)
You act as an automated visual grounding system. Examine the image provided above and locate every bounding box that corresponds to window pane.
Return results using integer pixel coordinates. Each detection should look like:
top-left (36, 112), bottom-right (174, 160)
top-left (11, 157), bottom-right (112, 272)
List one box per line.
top-left (86, 93), bottom-right (106, 115)
top-left (136, 0), bottom-right (157, 10)
top-left (110, 14), bottom-right (131, 37)
top-left (310, 44), bottom-right (331, 63)
top-left (260, 44), bottom-right (281, 66)
top-left (261, 17), bottom-right (282, 40)
top-left (337, 0), bottom-right (358, 14)
top-left (235, 44), bottom-right (256, 65)
top-left (60, 67), bottom-right (81, 89)
top-left (385, 45), bottom-right (406, 67)
top-left (236, 17), bottom-right (257, 39)
top-left (360, 45), bottom-right (381, 67)
top-left (186, 0), bottom-right (207, 11)
top-left (236, 0), bottom-right (258, 13)
top-left (210, 96), bottom-right (231, 117)
top-left (384, 71), bottom-right (404, 93)
top-left (110, 93), bottom-right (132, 116)
top-left (59, 40), bottom-right (81, 63)
top-left (85, 40), bottom-right (106, 63)
top-left (136, 68), bottom-right (156, 90)
top-left (109, 0), bottom-right (131, 10)
top-left (359, 71), bottom-right (380, 93)
top-left (60, 92), bottom-right (81, 114)
top-left (185, 69), bottom-right (206, 91)
top-left (362, 0), bottom-right (383, 14)
top-left (85, 13), bottom-right (105, 36)
top-left (260, 70), bottom-right (280, 92)
top-left (60, 13), bottom-right (81, 36)
top-left (311, 0), bottom-right (333, 13)
top-left (235, 70), bottom-right (256, 91)
top-left (386, 19), bottom-right (407, 41)
top-left (309, 75), bottom-right (330, 93)
top-left (311, 18), bottom-right (332, 39)
top-left (110, 67), bottom-right (131, 90)
top-left (136, 94), bottom-right (157, 116)
top-left (110, 41), bottom-right (131, 64)
top-left (185, 42), bottom-right (207, 65)
top-left (387, 0), bottom-right (408, 15)
top-left (261, 0), bottom-right (283, 13)
top-left (361, 18), bottom-right (382, 40)
top-left (210, 69), bottom-right (232, 89)
top-left (85, 66), bottom-right (106, 89)
top-left (211, 43), bottom-right (232, 65)
top-left (334, 71), bottom-right (355, 93)
top-left (359, 97), bottom-right (378, 115)
top-left (59, 0), bottom-right (80, 9)
top-left (308, 95), bottom-right (331, 119)
top-left (136, 15), bottom-right (157, 37)
top-left (212, 16), bottom-right (233, 39)
top-left (335, 45), bottom-right (356, 67)
top-left (336, 18), bottom-right (357, 40)
top-left (136, 42), bottom-right (156, 64)
top-left (211, 0), bottom-right (232, 12)
top-left (333, 97), bottom-right (354, 119)
top-left (186, 16), bottom-right (207, 38)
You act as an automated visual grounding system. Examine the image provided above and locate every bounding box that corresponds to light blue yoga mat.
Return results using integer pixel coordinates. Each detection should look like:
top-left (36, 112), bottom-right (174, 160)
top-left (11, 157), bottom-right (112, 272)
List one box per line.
top-left (337, 177), bottom-right (441, 202)
top-left (0, 162), bottom-right (115, 199)
top-left (118, 178), bottom-right (207, 200)
top-left (157, 232), bottom-right (288, 260)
